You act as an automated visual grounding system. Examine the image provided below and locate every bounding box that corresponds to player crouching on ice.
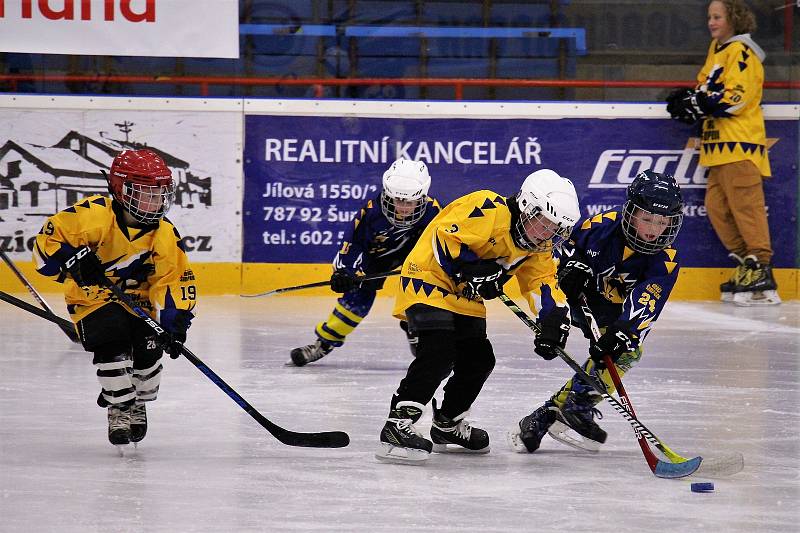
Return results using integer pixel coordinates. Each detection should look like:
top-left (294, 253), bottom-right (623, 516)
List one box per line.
top-left (508, 170), bottom-right (684, 454)
top-left (290, 158), bottom-right (441, 366)
top-left (32, 149), bottom-right (196, 449)
top-left (376, 169), bottom-right (580, 464)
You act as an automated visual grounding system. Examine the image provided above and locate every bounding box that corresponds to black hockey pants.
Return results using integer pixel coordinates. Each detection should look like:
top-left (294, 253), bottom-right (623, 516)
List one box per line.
top-left (394, 304), bottom-right (495, 419)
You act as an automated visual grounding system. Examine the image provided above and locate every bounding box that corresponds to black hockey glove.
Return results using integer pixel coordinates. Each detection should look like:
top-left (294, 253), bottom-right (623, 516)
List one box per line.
top-left (63, 246), bottom-right (104, 287)
top-left (457, 261), bottom-right (505, 301)
top-left (160, 309), bottom-right (193, 359)
top-left (330, 269), bottom-right (358, 293)
top-left (665, 88), bottom-right (706, 125)
top-left (589, 323), bottom-right (638, 369)
top-left (534, 306), bottom-right (570, 360)
top-left (557, 255), bottom-right (594, 301)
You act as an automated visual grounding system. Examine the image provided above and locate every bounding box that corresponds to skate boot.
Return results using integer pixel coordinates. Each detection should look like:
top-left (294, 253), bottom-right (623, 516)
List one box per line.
top-left (375, 400), bottom-right (432, 464)
top-left (733, 255), bottom-right (781, 306)
top-left (289, 339), bottom-right (333, 366)
top-left (430, 399), bottom-right (489, 454)
top-left (720, 253), bottom-right (746, 303)
top-left (507, 401), bottom-right (558, 453)
top-left (548, 392), bottom-right (607, 452)
top-left (130, 401), bottom-right (147, 444)
top-left (108, 404), bottom-right (131, 446)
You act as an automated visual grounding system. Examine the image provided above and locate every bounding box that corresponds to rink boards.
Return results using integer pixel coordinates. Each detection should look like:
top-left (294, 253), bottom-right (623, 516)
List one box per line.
top-left (0, 95), bottom-right (797, 299)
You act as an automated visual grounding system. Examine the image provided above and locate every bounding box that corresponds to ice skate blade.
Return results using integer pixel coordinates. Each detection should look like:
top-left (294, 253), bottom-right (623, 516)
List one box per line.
top-left (720, 291), bottom-right (734, 303)
top-left (431, 442), bottom-right (489, 454)
top-left (114, 445), bottom-right (126, 457)
top-left (506, 427), bottom-right (531, 453)
top-left (548, 421), bottom-right (601, 453)
top-left (375, 443), bottom-right (430, 465)
top-left (733, 290), bottom-right (781, 307)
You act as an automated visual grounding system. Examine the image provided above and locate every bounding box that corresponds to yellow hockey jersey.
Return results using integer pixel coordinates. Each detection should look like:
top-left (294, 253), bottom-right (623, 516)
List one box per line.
top-left (33, 195), bottom-right (196, 323)
top-left (696, 34), bottom-right (770, 176)
top-left (393, 190), bottom-right (566, 320)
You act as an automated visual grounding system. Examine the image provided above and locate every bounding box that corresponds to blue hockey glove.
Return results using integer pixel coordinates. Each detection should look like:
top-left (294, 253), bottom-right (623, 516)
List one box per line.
top-left (160, 309), bottom-right (193, 359)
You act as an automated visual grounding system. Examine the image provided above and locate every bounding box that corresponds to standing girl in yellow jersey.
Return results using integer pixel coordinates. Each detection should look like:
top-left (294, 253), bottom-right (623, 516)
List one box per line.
top-left (666, 0), bottom-right (778, 306)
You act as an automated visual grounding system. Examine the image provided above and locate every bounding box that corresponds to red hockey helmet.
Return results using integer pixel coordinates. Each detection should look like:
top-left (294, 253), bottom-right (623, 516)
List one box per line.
top-left (107, 149), bottom-right (175, 224)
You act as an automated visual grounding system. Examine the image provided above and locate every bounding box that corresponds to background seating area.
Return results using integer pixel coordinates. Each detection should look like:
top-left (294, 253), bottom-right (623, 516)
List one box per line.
top-left (0, 0), bottom-right (795, 102)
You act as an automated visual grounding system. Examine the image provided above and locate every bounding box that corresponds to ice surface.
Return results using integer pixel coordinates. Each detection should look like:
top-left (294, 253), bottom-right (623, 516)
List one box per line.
top-left (1, 295), bottom-right (798, 532)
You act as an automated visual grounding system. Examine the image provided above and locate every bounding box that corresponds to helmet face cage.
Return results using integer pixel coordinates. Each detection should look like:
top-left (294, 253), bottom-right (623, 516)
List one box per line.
top-left (513, 203), bottom-right (572, 252)
top-left (621, 170), bottom-right (684, 254)
top-left (121, 181), bottom-right (175, 225)
top-left (380, 190), bottom-right (426, 228)
top-left (621, 201), bottom-right (682, 254)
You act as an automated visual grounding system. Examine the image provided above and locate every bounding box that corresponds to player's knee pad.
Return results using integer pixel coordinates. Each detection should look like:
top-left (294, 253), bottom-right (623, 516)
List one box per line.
top-left (92, 343), bottom-right (132, 365)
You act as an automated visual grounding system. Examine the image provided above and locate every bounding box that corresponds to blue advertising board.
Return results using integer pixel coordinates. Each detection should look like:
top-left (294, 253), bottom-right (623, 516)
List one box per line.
top-left (243, 113), bottom-right (797, 268)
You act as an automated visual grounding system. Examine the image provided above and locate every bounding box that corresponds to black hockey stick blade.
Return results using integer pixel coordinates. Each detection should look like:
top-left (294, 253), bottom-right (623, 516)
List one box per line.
top-left (0, 251), bottom-right (80, 343)
top-left (0, 289), bottom-right (77, 335)
top-left (99, 278), bottom-right (350, 448)
top-left (181, 347), bottom-right (349, 448)
top-left (241, 270), bottom-right (401, 297)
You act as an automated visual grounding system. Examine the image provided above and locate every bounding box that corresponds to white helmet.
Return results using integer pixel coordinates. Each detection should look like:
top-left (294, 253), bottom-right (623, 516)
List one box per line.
top-left (381, 158), bottom-right (431, 228)
top-left (513, 169), bottom-right (580, 251)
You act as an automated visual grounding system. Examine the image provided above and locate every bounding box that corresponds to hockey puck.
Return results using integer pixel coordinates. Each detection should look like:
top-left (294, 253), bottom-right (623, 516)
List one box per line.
top-left (690, 482), bottom-right (714, 493)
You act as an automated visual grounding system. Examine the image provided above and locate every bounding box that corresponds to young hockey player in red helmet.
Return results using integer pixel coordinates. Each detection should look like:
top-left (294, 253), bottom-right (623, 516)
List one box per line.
top-left (33, 149), bottom-right (196, 450)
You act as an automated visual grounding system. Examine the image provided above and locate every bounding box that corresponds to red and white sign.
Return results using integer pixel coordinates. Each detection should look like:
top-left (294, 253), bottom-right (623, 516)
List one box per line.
top-left (0, 0), bottom-right (238, 58)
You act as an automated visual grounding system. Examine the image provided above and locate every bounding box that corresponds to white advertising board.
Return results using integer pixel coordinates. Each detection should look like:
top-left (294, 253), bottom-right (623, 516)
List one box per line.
top-left (0, 0), bottom-right (238, 58)
top-left (0, 96), bottom-right (243, 262)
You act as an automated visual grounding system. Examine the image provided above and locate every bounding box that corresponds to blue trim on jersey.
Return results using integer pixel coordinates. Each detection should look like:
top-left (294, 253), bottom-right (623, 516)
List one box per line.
top-left (334, 194), bottom-right (440, 275)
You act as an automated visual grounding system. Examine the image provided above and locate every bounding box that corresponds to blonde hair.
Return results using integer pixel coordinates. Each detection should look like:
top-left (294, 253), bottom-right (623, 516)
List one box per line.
top-left (713, 0), bottom-right (757, 35)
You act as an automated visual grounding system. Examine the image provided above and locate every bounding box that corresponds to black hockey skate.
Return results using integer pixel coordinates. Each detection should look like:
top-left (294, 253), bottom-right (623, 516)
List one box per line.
top-left (430, 399), bottom-right (489, 453)
top-left (548, 392), bottom-right (607, 452)
top-left (733, 255), bottom-right (781, 306)
top-left (289, 339), bottom-right (333, 366)
top-left (720, 253), bottom-right (746, 303)
top-left (130, 401), bottom-right (147, 443)
top-left (375, 400), bottom-right (432, 464)
top-left (108, 404), bottom-right (131, 446)
top-left (507, 402), bottom-right (558, 453)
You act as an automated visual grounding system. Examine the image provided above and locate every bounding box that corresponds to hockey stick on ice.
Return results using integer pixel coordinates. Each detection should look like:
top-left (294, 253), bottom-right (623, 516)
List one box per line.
top-left (0, 250), bottom-right (80, 343)
top-left (500, 293), bottom-right (702, 478)
top-left (0, 289), bottom-right (77, 333)
top-left (98, 276), bottom-right (350, 449)
top-left (241, 269), bottom-right (401, 298)
top-left (575, 294), bottom-right (743, 478)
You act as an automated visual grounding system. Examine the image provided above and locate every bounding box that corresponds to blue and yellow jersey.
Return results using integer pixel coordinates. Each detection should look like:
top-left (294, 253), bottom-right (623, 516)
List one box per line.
top-left (393, 190), bottom-right (566, 320)
top-left (32, 195), bottom-right (196, 323)
top-left (696, 35), bottom-right (770, 176)
top-left (561, 208), bottom-right (679, 347)
top-left (334, 194), bottom-right (441, 273)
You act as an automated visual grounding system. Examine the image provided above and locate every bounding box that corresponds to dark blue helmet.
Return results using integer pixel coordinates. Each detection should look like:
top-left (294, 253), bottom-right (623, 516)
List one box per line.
top-left (621, 170), bottom-right (684, 254)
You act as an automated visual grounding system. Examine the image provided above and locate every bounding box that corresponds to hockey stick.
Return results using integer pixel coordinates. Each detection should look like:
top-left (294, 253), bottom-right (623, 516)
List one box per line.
top-left (0, 289), bottom-right (77, 333)
top-left (499, 293), bottom-right (701, 478)
top-left (241, 269), bottom-right (401, 298)
top-left (575, 294), bottom-right (743, 478)
top-left (98, 277), bottom-right (350, 449)
top-left (0, 250), bottom-right (80, 343)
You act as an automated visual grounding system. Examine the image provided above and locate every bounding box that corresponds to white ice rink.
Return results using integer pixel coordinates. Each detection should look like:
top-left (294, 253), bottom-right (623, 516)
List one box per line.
top-left (1, 294), bottom-right (798, 532)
